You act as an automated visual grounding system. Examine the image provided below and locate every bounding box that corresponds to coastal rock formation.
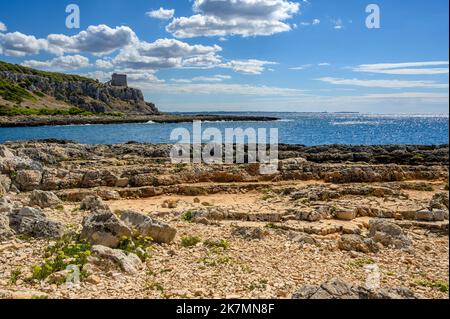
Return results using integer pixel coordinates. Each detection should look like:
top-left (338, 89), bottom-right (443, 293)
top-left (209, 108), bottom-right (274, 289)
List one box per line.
top-left (120, 211), bottom-right (176, 244)
top-left (80, 195), bottom-right (110, 211)
top-left (29, 190), bottom-right (62, 209)
top-left (80, 211), bottom-right (131, 248)
top-left (0, 141), bottom-right (448, 299)
top-left (8, 207), bottom-right (64, 238)
top-left (338, 234), bottom-right (379, 253)
top-left (368, 219), bottom-right (412, 250)
top-left (90, 245), bottom-right (143, 274)
top-left (0, 61), bottom-right (159, 115)
top-left (292, 279), bottom-right (418, 299)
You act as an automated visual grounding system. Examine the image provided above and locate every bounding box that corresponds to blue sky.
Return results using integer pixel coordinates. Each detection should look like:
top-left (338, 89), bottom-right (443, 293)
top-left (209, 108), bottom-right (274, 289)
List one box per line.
top-left (0, 0), bottom-right (448, 113)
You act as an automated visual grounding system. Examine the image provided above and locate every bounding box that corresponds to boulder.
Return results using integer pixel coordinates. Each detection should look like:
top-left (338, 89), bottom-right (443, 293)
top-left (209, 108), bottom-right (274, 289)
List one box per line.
top-left (292, 279), bottom-right (418, 299)
top-left (292, 279), bottom-right (359, 299)
top-left (338, 234), bottom-right (379, 253)
top-left (80, 211), bottom-right (131, 248)
top-left (29, 190), bottom-right (62, 209)
top-left (368, 219), bottom-right (411, 250)
top-left (335, 208), bottom-right (357, 221)
top-left (13, 170), bottom-right (42, 191)
top-left (295, 209), bottom-right (322, 222)
top-left (80, 195), bottom-right (109, 211)
top-left (232, 226), bottom-right (267, 240)
top-left (8, 207), bottom-right (64, 238)
top-left (429, 192), bottom-right (449, 210)
top-left (91, 245), bottom-right (142, 274)
top-left (290, 233), bottom-right (319, 246)
top-left (0, 174), bottom-right (11, 193)
top-left (415, 209), bottom-right (446, 222)
top-left (0, 146), bottom-right (41, 174)
top-left (0, 214), bottom-right (14, 241)
top-left (0, 197), bottom-right (12, 214)
top-left (120, 211), bottom-right (176, 244)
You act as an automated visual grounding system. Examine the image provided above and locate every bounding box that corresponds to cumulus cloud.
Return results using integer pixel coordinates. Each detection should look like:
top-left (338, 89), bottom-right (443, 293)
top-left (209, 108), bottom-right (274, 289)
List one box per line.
top-left (0, 32), bottom-right (47, 57)
top-left (47, 25), bottom-right (137, 55)
top-left (353, 61), bottom-right (449, 75)
top-left (84, 71), bottom-right (112, 82)
top-left (0, 21), bottom-right (7, 32)
top-left (166, 0), bottom-right (300, 38)
top-left (317, 77), bottom-right (449, 89)
top-left (84, 69), bottom-right (163, 83)
top-left (95, 59), bottom-right (114, 69)
top-left (220, 59), bottom-right (277, 74)
top-left (113, 38), bottom-right (222, 70)
top-left (0, 25), bottom-right (136, 57)
top-left (146, 8), bottom-right (175, 20)
top-left (22, 55), bottom-right (91, 71)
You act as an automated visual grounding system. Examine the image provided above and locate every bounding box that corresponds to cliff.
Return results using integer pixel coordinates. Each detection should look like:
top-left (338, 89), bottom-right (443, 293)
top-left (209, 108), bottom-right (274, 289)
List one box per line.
top-left (0, 61), bottom-right (159, 115)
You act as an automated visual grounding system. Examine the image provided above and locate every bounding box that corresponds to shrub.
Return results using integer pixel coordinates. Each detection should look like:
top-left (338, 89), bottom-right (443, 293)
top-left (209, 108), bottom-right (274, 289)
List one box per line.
top-left (0, 78), bottom-right (36, 103)
top-left (203, 239), bottom-right (230, 250)
top-left (414, 279), bottom-right (449, 293)
top-left (181, 210), bottom-right (195, 222)
top-left (180, 236), bottom-right (201, 248)
top-left (118, 235), bottom-right (153, 261)
top-left (9, 268), bottom-right (22, 285)
top-left (198, 255), bottom-right (232, 267)
top-left (31, 234), bottom-right (91, 281)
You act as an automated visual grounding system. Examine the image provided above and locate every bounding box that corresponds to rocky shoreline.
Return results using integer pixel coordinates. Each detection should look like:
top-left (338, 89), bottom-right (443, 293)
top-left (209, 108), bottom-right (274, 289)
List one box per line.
top-left (0, 114), bottom-right (279, 127)
top-left (0, 141), bottom-right (448, 299)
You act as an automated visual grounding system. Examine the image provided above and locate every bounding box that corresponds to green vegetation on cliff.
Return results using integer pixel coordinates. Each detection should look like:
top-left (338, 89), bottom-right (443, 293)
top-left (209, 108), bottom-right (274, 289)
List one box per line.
top-left (0, 78), bottom-right (36, 103)
top-left (0, 61), bottom-right (97, 84)
top-left (0, 106), bottom-right (123, 117)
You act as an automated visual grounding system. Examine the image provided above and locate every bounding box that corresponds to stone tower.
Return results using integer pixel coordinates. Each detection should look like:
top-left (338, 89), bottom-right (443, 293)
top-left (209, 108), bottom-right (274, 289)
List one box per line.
top-left (111, 73), bottom-right (127, 87)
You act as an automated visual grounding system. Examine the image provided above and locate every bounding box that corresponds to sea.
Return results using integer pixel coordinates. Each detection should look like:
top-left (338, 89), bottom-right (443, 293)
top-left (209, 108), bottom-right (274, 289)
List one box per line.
top-left (0, 112), bottom-right (448, 146)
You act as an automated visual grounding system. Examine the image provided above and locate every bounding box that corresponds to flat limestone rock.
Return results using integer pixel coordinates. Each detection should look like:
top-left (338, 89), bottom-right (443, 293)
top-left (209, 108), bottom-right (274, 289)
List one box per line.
top-left (80, 211), bottom-right (132, 248)
top-left (120, 210), bottom-right (176, 244)
top-left (91, 245), bottom-right (142, 274)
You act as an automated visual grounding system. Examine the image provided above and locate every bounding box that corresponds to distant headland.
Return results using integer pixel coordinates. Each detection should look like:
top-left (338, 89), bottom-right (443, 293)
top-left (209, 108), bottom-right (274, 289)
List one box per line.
top-left (0, 60), bottom-right (278, 127)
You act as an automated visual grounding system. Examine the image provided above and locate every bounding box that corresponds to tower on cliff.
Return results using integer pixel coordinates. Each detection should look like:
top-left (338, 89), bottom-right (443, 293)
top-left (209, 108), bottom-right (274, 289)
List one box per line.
top-left (110, 73), bottom-right (128, 87)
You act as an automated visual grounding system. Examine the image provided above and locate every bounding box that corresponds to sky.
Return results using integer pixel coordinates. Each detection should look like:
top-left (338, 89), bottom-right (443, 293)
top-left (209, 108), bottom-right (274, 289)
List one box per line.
top-left (0, 0), bottom-right (449, 113)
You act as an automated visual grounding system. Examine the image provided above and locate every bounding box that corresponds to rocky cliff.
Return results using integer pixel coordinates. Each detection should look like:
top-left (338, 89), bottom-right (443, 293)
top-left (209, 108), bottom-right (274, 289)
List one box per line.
top-left (0, 61), bottom-right (159, 115)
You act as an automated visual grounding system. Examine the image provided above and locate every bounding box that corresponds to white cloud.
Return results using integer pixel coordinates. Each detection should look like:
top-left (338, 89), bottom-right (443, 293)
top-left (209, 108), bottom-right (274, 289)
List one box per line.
top-left (353, 61), bottom-right (449, 75)
top-left (166, 0), bottom-right (300, 38)
top-left (289, 64), bottom-right (312, 70)
top-left (84, 69), bottom-right (163, 83)
top-left (220, 59), bottom-right (277, 74)
top-left (289, 63), bottom-right (329, 70)
top-left (47, 25), bottom-right (137, 55)
top-left (171, 74), bottom-right (232, 83)
top-left (137, 82), bottom-right (306, 96)
top-left (113, 38), bottom-right (222, 70)
top-left (317, 77), bottom-right (449, 89)
top-left (299, 19), bottom-right (320, 26)
top-left (22, 55), bottom-right (91, 71)
top-left (146, 8), bottom-right (175, 20)
top-left (332, 18), bottom-right (344, 30)
top-left (84, 71), bottom-right (112, 82)
top-left (0, 32), bottom-right (47, 57)
top-left (95, 59), bottom-right (114, 69)
top-left (0, 22), bottom-right (7, 32)
top-left (361, 92), bottom-right (449, 100)
top-left (0, 25), bottom-right (136, 57)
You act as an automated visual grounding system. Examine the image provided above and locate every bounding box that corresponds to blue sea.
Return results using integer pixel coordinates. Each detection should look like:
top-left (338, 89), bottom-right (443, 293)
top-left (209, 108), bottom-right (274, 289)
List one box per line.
top-left (0, 112), bottom-right (448, 145)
